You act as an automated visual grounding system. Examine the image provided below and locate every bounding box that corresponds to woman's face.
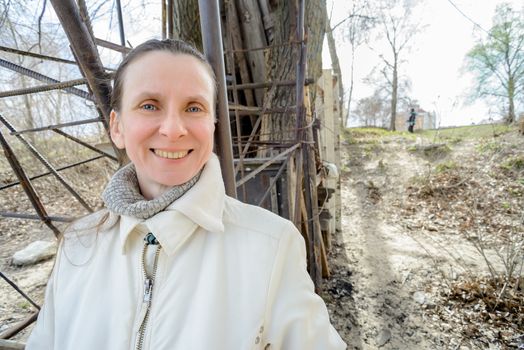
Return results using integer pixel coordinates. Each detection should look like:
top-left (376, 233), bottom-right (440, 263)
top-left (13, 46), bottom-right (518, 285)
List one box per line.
top-left (110, 51), bottom-right (216, 199)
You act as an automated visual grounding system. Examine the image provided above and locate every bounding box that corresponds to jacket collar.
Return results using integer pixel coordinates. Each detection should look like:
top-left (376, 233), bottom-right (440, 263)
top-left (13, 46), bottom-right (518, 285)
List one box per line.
top-left (118, 154), bottom-right (226, 256)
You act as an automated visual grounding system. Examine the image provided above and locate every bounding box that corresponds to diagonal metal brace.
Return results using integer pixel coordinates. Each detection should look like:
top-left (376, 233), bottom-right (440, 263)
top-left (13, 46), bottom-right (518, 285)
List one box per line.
top-left (0, 114), bottom-right (93, 213)
top-left (0, 128), bottom-right (60, 237)
top-left (0, 58), bottom-right (93, 101)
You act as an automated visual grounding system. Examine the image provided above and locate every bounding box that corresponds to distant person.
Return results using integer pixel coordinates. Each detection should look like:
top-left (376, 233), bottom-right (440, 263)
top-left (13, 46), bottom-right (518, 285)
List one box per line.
top-left (408, 108), bottom-right (417, 133)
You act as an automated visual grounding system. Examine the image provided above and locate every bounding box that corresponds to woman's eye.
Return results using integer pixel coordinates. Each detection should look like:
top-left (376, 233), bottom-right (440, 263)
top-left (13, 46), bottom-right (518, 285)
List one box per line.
top-left (186, 106), bottom-right (202, 113)
top-left (141, 104), bottom-right (157, 111)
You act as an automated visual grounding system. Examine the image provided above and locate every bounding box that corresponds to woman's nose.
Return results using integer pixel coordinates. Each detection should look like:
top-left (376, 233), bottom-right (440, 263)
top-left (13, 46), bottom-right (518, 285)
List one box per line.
top-left (159, 112), bottom-right (187, 139)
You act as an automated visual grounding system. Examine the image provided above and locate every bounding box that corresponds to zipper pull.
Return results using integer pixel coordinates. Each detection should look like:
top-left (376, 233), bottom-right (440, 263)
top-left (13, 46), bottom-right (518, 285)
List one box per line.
top-left (143, 278), bottom-right (153, 303)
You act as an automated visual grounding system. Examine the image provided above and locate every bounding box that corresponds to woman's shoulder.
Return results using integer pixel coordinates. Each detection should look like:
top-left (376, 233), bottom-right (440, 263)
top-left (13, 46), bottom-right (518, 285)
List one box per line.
top-left (64, 209), bottom-right (118, 238)
top-left (223, 196), bottom-right (298, 240)
top-left (59, 209), bottom-right (120, 267)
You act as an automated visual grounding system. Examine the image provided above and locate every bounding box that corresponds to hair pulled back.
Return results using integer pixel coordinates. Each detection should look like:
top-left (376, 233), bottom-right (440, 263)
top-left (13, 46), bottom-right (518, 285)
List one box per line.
top-left (111, 39), bottom-right (216, 112)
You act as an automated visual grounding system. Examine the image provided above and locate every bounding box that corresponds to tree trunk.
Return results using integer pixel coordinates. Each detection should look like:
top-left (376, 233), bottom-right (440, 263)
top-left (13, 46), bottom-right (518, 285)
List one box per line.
top-left (346, 47), bottom-right (355, 128)
top-left (171, 0), bottom-right (326, 147)
top-left (173, 0), bottom-right (202, 49)
top-left (507, 76), bottom-right (515, 124)
top-left (259, 0), bottom-right (326, 153)
top-left (390, 59), bottom-right (398, 131)
top-left (235, 0), bottom-right (267, 106)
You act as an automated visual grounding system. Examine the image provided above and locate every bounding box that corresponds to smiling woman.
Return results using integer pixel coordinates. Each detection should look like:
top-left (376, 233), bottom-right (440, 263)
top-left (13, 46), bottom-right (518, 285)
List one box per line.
top-left (110, 51), bottom-right (216, 199)
top-left (25, 39), bottom-right (346, 350)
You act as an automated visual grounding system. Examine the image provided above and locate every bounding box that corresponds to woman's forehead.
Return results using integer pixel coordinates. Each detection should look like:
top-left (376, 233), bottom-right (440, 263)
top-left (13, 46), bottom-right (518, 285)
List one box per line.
top-left (122, 51), bottom-right (215, 100)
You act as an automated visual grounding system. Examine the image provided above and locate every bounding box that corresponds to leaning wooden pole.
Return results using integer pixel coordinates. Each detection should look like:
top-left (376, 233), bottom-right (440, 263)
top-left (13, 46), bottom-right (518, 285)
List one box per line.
top-left (50, 0), bottom-right (125, 163)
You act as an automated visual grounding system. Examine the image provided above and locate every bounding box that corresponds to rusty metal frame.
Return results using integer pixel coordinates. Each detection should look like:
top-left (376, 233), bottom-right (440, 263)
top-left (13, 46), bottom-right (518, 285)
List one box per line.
top-left (235, 143), bottom-right (300, 187)
top-left (198, 0), bottom-right (237, 198)
top-left (0, 155), bottom-right (104, 191)
top-left (0, 115), bottom-right (93, 212)
top-left (0, 58), bottom-right (93, 100)
top-left (52, 129), bottom-right (117, 161)
top-left (0, 128), bottom-right (60, 237)
top-left (10, 118), bottom-right (102, 136)
top-left (0, 78), bottom-right (88, 99)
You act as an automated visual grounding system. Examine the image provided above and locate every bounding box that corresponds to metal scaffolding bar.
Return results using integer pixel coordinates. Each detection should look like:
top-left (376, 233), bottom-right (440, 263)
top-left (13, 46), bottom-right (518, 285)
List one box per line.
top-left (0, 115), bottom-right (93, 213)
top-left (0, 311), bottom-right (39, 340)
top-left (52, 129), bottom-right (117, 161)
top-left (0, 78), bottom-right (87, 99)
top-left (10, 117), bottom-right (102, 135)
top-left (0, 45), bottom-right (78, 65)
top-left (0, 155), bottom-right (105, 190)
top-left (0, 58), bottom-right (92, 100)
top-left (257, 155), bottom-right (291, 206)
top-left (50, 0), bottom-right (126, 164)
top-left (228, 104), bottom-right (296, 114)
top-left (0, 127), bottom-right (60, 237)
top-left (115, 0), bottom-right (126, 50)
top-left (236, 143), bottom-right (300, 187)
top-left (50, 0), bottom-right (112, 123)
top-left (226, 78), bottom-right (313, 91)
top-left (0, 272), bottom-right (40, 310)
top-left (223, 41), bottom-right (300, 53)
top-left (198, 0), bottom-right (237, 198)
top-left (167, 0), bottom-right (174, 39)
top-left (95, 37), bottom-right (131, 54)
top-left (0, 212), bottom-right (73, 222)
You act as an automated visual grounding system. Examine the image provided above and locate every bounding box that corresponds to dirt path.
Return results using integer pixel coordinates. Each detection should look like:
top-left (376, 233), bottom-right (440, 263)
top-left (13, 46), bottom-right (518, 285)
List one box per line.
top-left (324, 136), bottom-right (438, 349)
top-left (323, 132), bottom-right (522, 349)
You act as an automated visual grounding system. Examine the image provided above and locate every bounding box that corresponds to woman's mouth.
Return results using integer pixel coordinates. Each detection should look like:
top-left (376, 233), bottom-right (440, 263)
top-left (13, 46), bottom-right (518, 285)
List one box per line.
top-left (153, 149), bottom-right (191, 159)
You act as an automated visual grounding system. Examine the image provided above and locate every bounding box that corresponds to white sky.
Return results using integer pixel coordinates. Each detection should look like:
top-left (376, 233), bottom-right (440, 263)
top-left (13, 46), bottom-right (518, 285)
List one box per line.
top-left (324, 0), bottom-right (523, 127)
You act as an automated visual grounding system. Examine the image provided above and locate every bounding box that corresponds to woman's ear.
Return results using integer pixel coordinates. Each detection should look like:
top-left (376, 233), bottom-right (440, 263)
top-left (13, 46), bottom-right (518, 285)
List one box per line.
top-left (109, 110), bottom-right (125, 149)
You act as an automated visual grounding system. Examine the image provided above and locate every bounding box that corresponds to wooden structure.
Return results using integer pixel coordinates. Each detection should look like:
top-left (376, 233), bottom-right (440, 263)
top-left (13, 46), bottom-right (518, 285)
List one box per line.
top-left (0, 0), bottom-right (342, 343)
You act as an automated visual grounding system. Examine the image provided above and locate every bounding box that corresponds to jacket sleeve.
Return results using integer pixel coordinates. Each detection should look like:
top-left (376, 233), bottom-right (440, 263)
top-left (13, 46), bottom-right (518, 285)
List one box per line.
top-left (25, 248), bottom-right (60, 350)
top-left (264, 222), bottom-right (346, 350)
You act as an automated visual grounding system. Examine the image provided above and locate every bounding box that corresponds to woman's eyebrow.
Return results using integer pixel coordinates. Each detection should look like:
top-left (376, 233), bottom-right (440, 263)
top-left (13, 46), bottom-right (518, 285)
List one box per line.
top-left (131, 91), bottom-right (163, 101)
top-left (185, 94), bottom-right (211, 103)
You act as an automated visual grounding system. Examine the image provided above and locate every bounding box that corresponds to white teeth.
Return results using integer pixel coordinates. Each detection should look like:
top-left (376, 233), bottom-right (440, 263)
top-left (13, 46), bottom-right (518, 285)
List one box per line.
top-left (154, 150), bottom-right (188, 159)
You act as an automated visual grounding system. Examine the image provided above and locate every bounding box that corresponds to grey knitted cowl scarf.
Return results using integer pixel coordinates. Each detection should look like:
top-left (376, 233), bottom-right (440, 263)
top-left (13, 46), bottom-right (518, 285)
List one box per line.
top-left (102, 163), bottom-right (201, 220)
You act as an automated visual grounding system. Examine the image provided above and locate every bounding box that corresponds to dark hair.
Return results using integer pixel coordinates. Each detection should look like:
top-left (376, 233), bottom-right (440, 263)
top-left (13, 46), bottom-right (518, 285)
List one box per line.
top-left (111, 39), bottom-right (217, 112)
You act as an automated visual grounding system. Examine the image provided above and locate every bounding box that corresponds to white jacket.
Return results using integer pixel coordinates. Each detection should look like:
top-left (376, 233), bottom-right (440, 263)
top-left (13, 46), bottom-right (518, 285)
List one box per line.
top-left (26, 154), bottom-right (346, 350)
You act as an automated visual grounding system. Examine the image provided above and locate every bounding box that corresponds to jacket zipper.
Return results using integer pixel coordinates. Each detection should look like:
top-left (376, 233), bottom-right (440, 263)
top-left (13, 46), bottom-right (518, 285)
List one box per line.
top-left (135, 241), bottom-right (161, 350)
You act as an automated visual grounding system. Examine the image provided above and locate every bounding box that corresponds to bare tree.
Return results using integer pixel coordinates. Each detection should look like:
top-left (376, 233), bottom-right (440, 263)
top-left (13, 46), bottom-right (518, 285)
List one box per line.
top-left (353, 90), bottom-right (389, 127)
top-left (371, 0), bottom-right (421, 130)
top-left (362, 64), bottom-right (412, 127)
